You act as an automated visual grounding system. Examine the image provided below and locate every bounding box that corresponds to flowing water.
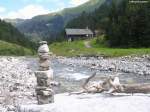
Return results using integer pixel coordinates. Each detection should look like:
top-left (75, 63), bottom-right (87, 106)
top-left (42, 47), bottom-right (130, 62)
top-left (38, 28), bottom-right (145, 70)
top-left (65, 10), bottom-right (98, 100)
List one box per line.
top-left (0, 57), bottom-right (150, 112)
top-left (52, 59), bottom-right (150, 93)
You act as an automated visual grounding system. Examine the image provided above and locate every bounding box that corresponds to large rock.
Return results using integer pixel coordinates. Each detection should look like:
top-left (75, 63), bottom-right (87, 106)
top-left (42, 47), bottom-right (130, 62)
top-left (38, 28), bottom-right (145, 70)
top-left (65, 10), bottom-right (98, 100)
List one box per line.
top-left (37, 94), bottom-right (54, 104)
top-left (36, 87), bottom-right (54, 96)
top-left (38, 41), bottom-right (49, 53)
top-left (35, 70), bottom-right (53, 79)
top-left (39, 59), bottom-right (50, 71)
top-left (38, 52), bottom-right (50, 60)
top-left (35, 70), bottom-right (53, 87)
top-left (17, 93), bottom-right (150, 112)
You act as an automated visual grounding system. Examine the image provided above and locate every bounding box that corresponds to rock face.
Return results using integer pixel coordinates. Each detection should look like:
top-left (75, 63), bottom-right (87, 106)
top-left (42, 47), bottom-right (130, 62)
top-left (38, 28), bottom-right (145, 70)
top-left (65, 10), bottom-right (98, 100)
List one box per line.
top-left (35, 41), bottom-right (54, 104)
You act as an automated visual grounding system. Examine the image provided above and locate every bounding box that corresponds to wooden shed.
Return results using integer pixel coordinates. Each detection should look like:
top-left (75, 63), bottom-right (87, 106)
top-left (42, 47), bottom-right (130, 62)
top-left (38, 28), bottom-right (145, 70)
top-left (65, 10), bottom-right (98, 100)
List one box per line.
top-left (65, 28), bottom-right (94, 41)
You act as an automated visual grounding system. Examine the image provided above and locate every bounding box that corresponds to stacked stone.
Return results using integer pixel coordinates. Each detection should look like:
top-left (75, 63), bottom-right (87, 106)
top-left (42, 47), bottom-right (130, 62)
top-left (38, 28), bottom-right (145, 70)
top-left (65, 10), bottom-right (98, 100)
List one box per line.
top-left (35, 41), bottom-right (54, 104)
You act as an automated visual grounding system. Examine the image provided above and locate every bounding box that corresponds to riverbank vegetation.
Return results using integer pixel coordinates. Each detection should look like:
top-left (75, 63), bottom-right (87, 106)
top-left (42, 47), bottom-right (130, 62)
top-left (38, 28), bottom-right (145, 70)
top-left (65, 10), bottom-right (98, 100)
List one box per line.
top-left (0, 19), bottom-right (37, 55)
top-left (49, 38), bottom-right (150, 57)
top-left (0, 20), bottom-right (38, 49)
top-left (0, 40), bottom-right (34, 56)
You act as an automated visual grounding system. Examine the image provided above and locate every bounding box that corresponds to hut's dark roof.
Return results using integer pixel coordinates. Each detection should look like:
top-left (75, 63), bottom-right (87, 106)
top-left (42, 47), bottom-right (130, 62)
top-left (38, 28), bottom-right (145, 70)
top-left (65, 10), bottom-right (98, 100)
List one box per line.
top-left (65, 28), bottom-right (93, 35)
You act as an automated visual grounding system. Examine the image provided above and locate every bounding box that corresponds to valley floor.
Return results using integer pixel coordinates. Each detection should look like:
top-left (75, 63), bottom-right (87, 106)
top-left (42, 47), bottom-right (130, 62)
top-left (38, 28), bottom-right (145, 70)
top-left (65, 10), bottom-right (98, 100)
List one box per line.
top-left (50, 39), bottom-right (150, 57)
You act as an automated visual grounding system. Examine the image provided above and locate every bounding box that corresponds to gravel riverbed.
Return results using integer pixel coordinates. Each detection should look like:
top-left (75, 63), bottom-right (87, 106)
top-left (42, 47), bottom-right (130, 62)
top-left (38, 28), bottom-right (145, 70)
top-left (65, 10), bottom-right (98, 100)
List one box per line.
top-left (0, 56), bottom-right (150, 112)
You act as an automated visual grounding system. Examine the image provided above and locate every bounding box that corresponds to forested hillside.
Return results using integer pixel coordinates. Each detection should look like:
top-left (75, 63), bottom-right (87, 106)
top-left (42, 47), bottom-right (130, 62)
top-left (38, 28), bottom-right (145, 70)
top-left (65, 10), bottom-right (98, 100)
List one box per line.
top-left (4, 0), bottom-right (150, 48)
top-left (66, 0), bottom-right (150, 48)
top-left (4, 18), bottom-right (25, 26)
top-left (9, 0), bottom-right (106, 41)
top-left (0, 20), bottom-right (37, 50)
top-left (66, 0), bottom-right (114, 30)
top-left (106, 0), bottom-right (150, 47)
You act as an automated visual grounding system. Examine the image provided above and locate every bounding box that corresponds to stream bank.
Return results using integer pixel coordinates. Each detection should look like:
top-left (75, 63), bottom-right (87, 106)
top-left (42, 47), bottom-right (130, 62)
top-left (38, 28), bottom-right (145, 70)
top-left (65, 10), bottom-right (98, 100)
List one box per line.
top-left (0, 56), bottom-right (150, 111)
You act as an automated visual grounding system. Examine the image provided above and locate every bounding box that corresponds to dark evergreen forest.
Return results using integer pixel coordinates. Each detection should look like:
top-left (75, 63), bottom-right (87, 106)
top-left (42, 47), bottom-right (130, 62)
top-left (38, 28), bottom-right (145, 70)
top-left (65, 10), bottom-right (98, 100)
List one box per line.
top-left (66, 0), bottom-right (150, 48)
top-left (0, 20), bottom-right (37, 50)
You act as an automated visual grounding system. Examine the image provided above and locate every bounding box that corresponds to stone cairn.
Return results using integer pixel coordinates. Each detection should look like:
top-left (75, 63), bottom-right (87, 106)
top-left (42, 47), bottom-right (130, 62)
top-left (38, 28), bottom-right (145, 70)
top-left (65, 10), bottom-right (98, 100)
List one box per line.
top-left (35, 41), bottom-right (54, 104)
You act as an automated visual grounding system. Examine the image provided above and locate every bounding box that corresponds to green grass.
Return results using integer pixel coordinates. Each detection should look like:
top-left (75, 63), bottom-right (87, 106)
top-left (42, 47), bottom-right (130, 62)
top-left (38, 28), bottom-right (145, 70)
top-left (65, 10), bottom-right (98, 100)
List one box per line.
top-left (0, 40), bottom-right (34, 56)
top-left (49, 38), bottom-right (150, 57)
top-left (50, 41), bottom-right (90, 57)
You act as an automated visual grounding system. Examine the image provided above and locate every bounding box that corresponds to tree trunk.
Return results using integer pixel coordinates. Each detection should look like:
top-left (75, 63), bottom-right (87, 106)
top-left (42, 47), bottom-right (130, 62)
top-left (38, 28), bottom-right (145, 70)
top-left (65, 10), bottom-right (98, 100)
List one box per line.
top-left (121, 84), bottom-right (150, 93)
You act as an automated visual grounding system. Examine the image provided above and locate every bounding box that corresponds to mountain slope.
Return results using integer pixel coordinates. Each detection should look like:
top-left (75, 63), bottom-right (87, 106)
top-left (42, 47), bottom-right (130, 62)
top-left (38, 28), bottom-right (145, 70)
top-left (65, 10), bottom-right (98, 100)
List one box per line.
top-left (4, 18), bottom-right (25, 26)
top-left (0, 19), bottom-right (37, 51)
top-left (0, 40), bottom-right (33, 55)
top-left (13, 0), bottom-right (106, 40)
top-left (66, 0), bottom-right (123, 31)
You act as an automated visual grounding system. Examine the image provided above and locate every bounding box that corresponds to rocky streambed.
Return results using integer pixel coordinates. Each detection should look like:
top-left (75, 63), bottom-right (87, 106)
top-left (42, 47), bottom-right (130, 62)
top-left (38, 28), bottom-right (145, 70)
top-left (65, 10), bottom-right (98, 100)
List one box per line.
top-left (0, 56), bottom-right (150, 112)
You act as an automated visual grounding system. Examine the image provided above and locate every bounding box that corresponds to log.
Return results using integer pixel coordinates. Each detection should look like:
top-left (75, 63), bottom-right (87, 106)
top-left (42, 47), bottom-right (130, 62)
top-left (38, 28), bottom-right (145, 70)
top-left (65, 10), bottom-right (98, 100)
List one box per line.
top-left (70, 73), bottom-right (150, 95)
top-left (107, 77), bottom-right (150, 93)
top-left (121, 84), bottom-right (150, 93)
top-left (82, 72), bottom-right (97, 90)
top-left (105, 77), bottom-right (150, 94)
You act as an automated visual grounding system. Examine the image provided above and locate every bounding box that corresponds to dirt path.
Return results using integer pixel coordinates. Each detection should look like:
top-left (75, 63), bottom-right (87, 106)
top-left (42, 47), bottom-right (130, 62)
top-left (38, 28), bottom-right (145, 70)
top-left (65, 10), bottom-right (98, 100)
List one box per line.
top-left (84, 41), bottom-right (92, 48)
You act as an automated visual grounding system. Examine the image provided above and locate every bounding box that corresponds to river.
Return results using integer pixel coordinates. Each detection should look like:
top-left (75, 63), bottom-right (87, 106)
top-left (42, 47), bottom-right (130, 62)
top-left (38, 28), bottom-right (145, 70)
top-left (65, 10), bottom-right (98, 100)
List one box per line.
top-left (0, 56), bottom-right (150, 112)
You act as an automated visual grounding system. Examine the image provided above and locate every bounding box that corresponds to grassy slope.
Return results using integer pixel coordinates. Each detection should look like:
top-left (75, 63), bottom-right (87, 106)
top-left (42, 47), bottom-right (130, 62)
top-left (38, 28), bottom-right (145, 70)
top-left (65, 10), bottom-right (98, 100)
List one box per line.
top-left (0, 40), bottom-right (34, 56)
top-left (60, 0), bottom-right (106, 16)
top-left (49, 38), bottom-right (150, 57)
top-left (14, 0), bottom-right (106, 39)
top-left (21, 0), bottom-right (106, 22)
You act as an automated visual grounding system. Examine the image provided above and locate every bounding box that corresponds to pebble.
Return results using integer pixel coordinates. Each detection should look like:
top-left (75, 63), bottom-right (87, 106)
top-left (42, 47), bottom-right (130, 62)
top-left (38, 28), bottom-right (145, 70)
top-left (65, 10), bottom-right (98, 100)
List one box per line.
top-left (0, 55), bottom-right (150, 111)
top-left (58, 55), bottom-right (150, 76)
top-left (0, 57), bottom-right (37, 110)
